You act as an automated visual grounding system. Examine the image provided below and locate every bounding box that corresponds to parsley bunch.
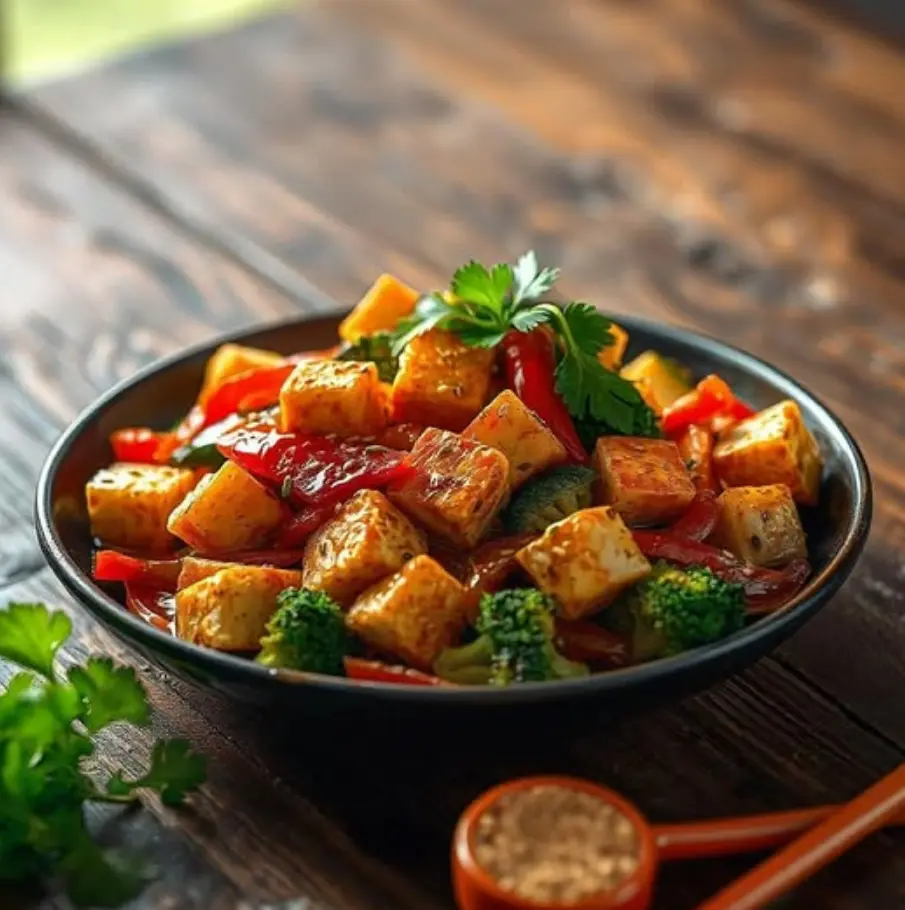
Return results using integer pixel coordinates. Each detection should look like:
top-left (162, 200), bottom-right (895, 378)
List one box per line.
top-left (0, 602), bottom-right (207, 907)
top-left (393, 251), bottom-right (654, 436)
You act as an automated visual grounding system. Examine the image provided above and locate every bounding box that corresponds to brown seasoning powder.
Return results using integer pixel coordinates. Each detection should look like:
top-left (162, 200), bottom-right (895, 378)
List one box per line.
top-left (474, 785), bottom-right (641, 905)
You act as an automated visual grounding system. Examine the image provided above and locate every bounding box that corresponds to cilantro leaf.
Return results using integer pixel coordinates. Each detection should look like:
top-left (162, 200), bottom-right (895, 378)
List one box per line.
top-left (510, 307), bottom-right (551, 333)
top-left (69, 658), bottom-right (150, 732)
top-left (0, 603), bottom-right (71, 678)
top-left (512, 250), bottom-right (560, 305)
top-left (107, 739), bottom-right (207, 807)
top-left (451, 260), bottom-right (513, 311)
top-left (392, 294), bottom-right (457, 353)
top-left (61, 839), bottom-right (146, 908)
top-left (561, 302), bottom-right (614, 356)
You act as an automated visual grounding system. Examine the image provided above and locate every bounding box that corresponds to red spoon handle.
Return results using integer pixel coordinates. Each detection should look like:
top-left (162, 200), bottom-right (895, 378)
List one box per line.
top-left (693, 763), bottom-right (905, 910)
top-left (654, 802), bottom-right (905, 861)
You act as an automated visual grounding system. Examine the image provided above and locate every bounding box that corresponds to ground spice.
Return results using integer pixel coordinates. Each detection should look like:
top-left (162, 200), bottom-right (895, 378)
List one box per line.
top-left (473, 784), bottom-right (641, 905)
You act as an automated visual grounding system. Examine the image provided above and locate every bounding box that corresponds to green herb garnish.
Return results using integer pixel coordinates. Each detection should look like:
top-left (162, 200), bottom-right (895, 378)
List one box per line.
top-left (0, 602), bottom-right (207, 906)
top-left (393, 251), bottom-right (654, 435)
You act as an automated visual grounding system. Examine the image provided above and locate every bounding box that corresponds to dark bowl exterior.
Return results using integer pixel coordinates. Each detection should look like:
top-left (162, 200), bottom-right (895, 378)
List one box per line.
top-left (35, 314), bottom-right (872, 725)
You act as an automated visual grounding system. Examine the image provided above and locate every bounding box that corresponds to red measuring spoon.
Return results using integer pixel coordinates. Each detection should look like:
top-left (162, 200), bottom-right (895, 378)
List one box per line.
top-left (452, 775), bottom-right (905, 910)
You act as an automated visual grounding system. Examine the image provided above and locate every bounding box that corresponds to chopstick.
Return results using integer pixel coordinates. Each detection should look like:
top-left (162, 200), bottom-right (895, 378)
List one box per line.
top-left (693, 762), bottom-right (905, 910)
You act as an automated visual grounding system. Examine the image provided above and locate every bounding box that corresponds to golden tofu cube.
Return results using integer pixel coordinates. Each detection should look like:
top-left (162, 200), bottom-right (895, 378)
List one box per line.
top-left (303, 490), bottom-right (427, 606)
top-left (279, 359), bottom-right (389, 438)
top-left (598, 322), bottom-right (629, 371)
top-left (595, 437), bottom-right (696, 527)
top-left (176, 564), bottom-right (302, 651)
top-left (86, 463), bottom-right (197, 553)
top-left (345, 555), bottom-right (468, 670)
top-left (516, 506), bottom-right (651, 620)
top-left (391, 330), bottom-right (495, 431)
top-left (713, 400), bottom-right (822, 505)
top-left (177, 556), bottom-right (241, 591)
top-left (463, 390), bottom-right (567, 490)
top-left (199, 343), bottom-right (284, 402)
top-left (167, 461), bottom-right (283, 553)
top-left (388, 428), bottom-right (509, 548)
top-left (712, 485), bottom-right (807, 568)
top-left (620, 352), bottom-right (692, 415)
top-left (339, 273), bottom-right (420, 343)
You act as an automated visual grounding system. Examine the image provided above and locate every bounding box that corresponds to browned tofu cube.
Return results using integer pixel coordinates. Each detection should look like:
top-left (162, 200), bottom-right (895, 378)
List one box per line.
top-left (594, 437), bottom-right (695, 527)
top-left (167, 461), bottom-right (283, 553)
top-left (516, 507), bottom-right (651, 620)
top-left (279, 359), bottom-right (389, 438)
top-left (176, 564), bottom-right (303, 651)
top-left (391, 330), bottom-right (495, 431)
top-left (345, 555), bottom-right (468, 670)
top-left (177, 556), bottom-right (241, 590)
top-left (713, 400), bottom-right (822, 506)
top-left (388, 428), bottom-right (509, 548)
top-left (86, 463), bottom-right (198, 553)
top-left (302, 490), bottom-right (427, 606)
top-left (339, 273), bottom-right (420, 343)
top-left (712, 485), bottom-right (807, 567)
top-left (463, 390), bottom-right (567, 490)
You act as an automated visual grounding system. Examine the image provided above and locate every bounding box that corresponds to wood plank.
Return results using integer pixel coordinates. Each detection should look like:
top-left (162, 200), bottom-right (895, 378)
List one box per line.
top-left (2, 104), bottom-right (905, 908)
top-left (19, 0), bottom-right (905, 754)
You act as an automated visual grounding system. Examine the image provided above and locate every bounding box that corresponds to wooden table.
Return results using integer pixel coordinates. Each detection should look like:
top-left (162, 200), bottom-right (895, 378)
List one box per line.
top-left (4, 1), bottom-right (905, 907)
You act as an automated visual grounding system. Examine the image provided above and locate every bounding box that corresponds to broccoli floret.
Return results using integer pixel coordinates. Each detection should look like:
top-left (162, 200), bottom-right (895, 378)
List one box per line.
top-left (619, 562), bottom-right (745, 661)
top-left (335, 332), bottom-right (399, 382)
top-left (433, 589), bottom-right (588, 685)
top-left (256, 587), bottom-right (348, 674)
top-left (502, 466), bottom-right (596, 534)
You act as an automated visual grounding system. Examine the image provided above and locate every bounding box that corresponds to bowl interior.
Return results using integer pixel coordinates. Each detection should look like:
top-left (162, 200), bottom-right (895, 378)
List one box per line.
top-left (38, 313), bottom-right (871, 706)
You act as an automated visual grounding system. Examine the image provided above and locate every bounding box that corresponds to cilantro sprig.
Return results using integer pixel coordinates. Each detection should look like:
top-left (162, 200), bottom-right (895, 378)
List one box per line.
top-left (393, 251), bottom-right (655, 436)
top-left (0, 602), bottom-right (207, 906)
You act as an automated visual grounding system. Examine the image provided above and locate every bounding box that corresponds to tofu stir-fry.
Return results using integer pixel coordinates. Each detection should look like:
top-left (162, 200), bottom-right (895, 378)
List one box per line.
top-left (88, 253), bottom-right (819, 686)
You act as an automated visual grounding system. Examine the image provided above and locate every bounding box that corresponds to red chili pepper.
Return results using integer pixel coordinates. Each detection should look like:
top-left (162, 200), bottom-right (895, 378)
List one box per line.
top-left (554, 619), bottom-right (632, 669)
top-left (632, 530), bottom-right (811, 605)
top-left (273, 505), bottom-right (336, 548)
top-left (501, 329), bottom-right (587, 463)
top-left (124, 583), bottom-right (176, 633)
top-left (343, 657), bottom-right (445, 686)
top-left (94, 550), bottom-right (183, 590)
top-left (110, 428), bottom-right (170, 464)
top-left (662, 375), bottom-right (756, 438)
top-left (676, 424), bottom-right (720, 495)
top-left (669, 490), bottom-right (720, 542)
top-left (218, 427), bottom-right (413, 507)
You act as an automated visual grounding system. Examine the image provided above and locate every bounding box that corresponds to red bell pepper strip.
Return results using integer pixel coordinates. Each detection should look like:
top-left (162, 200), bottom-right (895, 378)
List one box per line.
top-left (110, 428), bottom-right (170, 464)
top-left (94, 550), bottom-right (182, 590)
top-left (218, 427), bottom-right (413, 507)
top-left (501, 329), bottom-right (587, 463)
top-left (632, 531), bottom-right (810, 607)
top-left (273, 505), bottom-right (336, 548)
top-left (124, 583), bottom-right (176, 633)
top-left (662, 375), bottom-right (756, 438)
top-left (202, 363), bottom-right (295, 427)
top-left (343, 657), bottom-right (445, 686)
top-left (461, 533), bottom-right (538, 623)
top-left (554, 619), bottom-right (632, 669)
top-left (668, 490), bottom-right (720, 542)
top-left (743, 560), bottom-right (812, 614)
top-left (676, 424), bottom-right (720, 495)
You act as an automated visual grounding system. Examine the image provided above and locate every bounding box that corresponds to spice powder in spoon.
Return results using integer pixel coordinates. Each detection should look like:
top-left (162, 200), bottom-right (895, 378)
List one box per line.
top-left (473, 784), bottom-right (641, 905)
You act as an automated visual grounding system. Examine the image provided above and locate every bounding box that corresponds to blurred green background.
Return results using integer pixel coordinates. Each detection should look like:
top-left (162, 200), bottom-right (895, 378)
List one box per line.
top-left (7, 0), bottom-right (289, 84)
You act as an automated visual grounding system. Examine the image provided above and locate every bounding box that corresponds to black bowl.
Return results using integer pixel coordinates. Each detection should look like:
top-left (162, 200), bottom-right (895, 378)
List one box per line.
top-left (35, 314), bottom-right (871, 725)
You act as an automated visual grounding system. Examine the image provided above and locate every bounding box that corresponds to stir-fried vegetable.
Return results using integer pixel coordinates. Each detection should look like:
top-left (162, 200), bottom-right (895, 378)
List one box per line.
top-left (84, 250), bottom-right (823, 686)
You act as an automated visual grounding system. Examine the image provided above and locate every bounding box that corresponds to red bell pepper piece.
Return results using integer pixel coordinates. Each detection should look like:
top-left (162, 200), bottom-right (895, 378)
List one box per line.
top-left (632, 530), bottom-right (811, 607)
top-left (343, 657), bottom-right (445, 686)
top-left (501, 329), bottom-right (587, 463)
top-left (93, 550), bottom-right (183, 590)
top-left (460, 533), bottom-right (538, 623)
top-left (554, 619), bottom-right (631, 669)
top-left (124, 583), bottom-right (176, 633)
top-left (676, 424), bottom-right (720, 495)
top-left (662, 375), bottom-right (756, 438)
top-left (218, 427), bottom-right (413, 507)
top-left (273, 505), bottom-right (336, 548)
top-left (668, 490), bottom-right (720, 542)
top-left (110, 427), bottom-right (170, 464)
top-left (202, 363), bottom-right (295, 427)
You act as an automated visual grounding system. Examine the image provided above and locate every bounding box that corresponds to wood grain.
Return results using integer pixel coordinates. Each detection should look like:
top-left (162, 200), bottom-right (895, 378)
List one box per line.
top-left (3, 1), bottom-right (905, 908)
